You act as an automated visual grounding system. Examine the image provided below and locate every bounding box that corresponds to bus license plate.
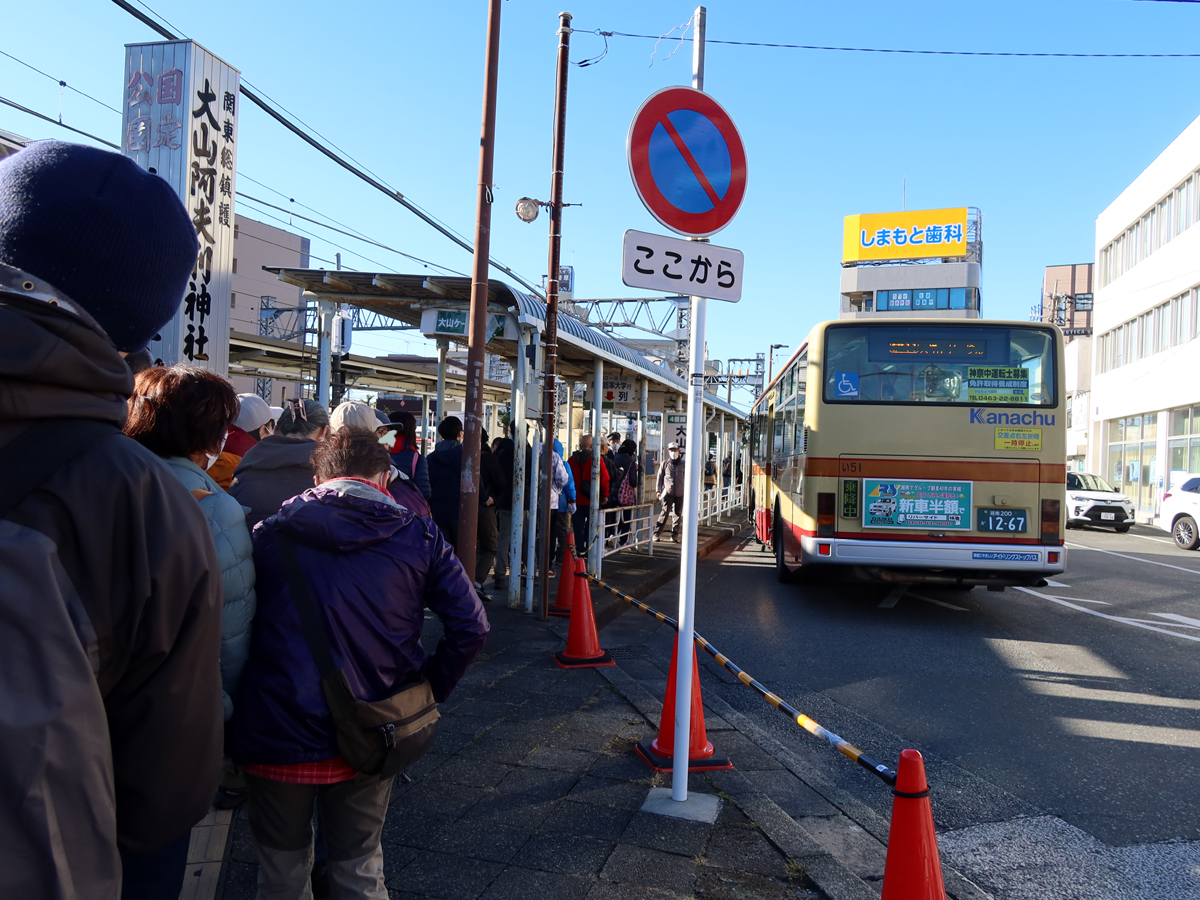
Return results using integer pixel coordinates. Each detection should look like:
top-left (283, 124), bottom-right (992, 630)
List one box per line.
top-left (976, 508), bottom-right (1027, 533)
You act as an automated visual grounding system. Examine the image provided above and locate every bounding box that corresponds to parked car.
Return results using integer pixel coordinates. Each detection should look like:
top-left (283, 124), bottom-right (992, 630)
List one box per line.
top-left (1160, 475), bottom-right (1200, 550)
top-left (1066, 472), bottom-right (1135, 533)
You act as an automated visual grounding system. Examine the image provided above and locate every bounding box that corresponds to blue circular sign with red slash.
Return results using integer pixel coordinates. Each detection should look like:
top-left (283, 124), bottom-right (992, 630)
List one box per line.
top-left (627, 86), bottom-right (747, 238)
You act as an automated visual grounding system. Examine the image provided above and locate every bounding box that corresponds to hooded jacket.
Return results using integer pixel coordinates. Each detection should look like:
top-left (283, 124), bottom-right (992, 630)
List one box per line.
top-left (551, 439), bottom-right (574, 512)
top-left (229, 481), bottom-right (489, 764)
top-left (160, 457), bottom-right (256, 720)
top-left (230, 434), bottom-right (319, 528)
top-left (0, 265), bottom-right (222, 894)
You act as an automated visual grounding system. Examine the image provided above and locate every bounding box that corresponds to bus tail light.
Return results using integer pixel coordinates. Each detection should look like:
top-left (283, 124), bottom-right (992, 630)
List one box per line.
top-left (1048, 551), bottom-right (1061, 564)
top-left (1041, 499), bottom-right (1061, 545)
top-left (818, 543), bottom-right (831, 556)
top-left (818, 492), bottom-right (835, 537)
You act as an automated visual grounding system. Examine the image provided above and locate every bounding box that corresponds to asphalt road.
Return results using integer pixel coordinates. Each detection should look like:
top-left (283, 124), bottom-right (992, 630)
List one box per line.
top-left (639, 522), bottom-right (1200, 851)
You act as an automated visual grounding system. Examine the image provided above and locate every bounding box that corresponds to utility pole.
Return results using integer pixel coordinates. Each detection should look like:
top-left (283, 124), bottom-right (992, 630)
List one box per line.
top-left (457, 0), bottom-right (503, 581)
top-left (539, 11), bottom-right (573, 621)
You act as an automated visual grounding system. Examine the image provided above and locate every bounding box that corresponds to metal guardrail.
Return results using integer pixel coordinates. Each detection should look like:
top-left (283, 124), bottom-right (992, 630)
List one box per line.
top-left (595, 502), bottom-right (655, 579)
top-left (586, 574), bottom-right (898, 787)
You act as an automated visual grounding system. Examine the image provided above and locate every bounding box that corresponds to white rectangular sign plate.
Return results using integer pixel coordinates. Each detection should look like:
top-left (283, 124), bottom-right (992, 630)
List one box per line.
top-left (621, 229), bottom-right (743, 303)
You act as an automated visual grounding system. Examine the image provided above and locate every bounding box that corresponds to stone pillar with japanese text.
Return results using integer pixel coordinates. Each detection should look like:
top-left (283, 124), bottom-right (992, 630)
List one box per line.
top-left (121, 40), bottom-right (239, 376)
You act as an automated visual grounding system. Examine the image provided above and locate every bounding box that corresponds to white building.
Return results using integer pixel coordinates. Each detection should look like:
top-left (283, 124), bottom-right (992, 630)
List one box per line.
top-left (1091, 114), bottom-right (1200, 524)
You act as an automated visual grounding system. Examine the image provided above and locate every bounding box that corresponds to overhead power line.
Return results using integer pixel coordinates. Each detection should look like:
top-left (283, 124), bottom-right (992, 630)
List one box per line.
top-left (107, 0), bottom-right (546, 298)
top-left (594, 29), bottom-right (1200, 58)
top-left (0, 95), bottom-right (120, 149)
top-left (0, 48), bottom-right (123, 114)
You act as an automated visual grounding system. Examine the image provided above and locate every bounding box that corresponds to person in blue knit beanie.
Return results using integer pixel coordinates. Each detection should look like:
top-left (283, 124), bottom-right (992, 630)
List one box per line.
top-left (0, 141), bottom-right (225, 900)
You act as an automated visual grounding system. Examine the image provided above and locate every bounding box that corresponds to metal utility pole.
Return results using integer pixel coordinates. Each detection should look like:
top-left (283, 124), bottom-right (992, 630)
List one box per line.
top-left (673, 4), bottom-right (706, 805)
top-left (457, 0), bottom-right (503, 580)
top-left (539, 11), bottom-right (573, 621)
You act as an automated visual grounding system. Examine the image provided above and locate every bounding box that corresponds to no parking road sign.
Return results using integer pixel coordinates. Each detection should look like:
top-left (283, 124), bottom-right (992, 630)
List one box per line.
top-left (627, 86), bottom-right (747, 238)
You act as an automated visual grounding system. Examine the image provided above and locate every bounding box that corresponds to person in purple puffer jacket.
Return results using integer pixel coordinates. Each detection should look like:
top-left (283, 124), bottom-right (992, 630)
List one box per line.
top-left (229, 427), bottom-right (489, 898)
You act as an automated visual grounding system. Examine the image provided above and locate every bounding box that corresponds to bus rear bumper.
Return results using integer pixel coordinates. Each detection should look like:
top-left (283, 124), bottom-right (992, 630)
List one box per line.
top-left (798, 535), bottom-right (1066, 584)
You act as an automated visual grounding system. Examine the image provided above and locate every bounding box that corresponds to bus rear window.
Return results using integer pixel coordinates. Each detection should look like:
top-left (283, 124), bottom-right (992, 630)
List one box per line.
top-left (823, 325), bottom-right (1056, 406)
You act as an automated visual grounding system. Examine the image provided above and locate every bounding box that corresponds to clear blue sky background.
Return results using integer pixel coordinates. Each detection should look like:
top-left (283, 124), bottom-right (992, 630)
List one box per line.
top-left (4, 0), bottom-right (1200, 406)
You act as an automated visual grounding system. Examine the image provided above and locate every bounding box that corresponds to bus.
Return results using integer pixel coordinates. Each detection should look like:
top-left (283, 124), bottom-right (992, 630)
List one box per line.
top-left (749, 319), bottom-right (1066, 588)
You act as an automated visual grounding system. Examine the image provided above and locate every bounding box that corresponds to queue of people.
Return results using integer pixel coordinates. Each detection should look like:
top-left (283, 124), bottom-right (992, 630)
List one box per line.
top-left (0, 142), bottom-right (490, 900)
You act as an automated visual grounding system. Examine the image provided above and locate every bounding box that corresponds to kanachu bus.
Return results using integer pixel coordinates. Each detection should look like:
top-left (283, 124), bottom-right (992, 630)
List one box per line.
top-left (748, 319), bottom-right (1066, 588)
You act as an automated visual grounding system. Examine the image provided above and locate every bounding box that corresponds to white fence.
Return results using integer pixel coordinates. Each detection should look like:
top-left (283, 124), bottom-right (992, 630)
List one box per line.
top-left (699, 478), bottom-right (750, 525)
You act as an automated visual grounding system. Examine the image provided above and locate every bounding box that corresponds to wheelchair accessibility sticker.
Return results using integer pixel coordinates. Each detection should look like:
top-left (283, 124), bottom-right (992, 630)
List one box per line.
top-left (834, 372), bottom-right (859, 398)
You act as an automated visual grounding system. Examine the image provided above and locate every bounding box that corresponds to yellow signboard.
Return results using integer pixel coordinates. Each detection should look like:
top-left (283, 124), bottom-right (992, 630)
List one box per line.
top-left (994, 427), bottom-right (1042, 452)
top-left (842, 207), bottom-right (969, 263)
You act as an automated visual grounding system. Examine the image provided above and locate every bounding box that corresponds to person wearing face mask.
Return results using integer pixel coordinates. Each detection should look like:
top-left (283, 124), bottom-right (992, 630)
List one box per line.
top-left (207, 393), bottom-right (280, 490)
top-left (655, 441), bottom-right (686, 542)
top-left (125, 366), bottom-right (257, 720)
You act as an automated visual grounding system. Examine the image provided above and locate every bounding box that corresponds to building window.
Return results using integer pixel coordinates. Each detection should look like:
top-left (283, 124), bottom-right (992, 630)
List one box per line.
top-left (1098, 166), bottom-right (1200, 287)
top-left (231, 292), bottom-right (236, 309)
top-left (232, 257), bottom-right (238, 274)
top-left (914, 290), bottom-right (936, 309)
top-left (1105, 414), bottom-right (1160, 514)
top-left (234, 223), bottom-right (239, 240)
top-left (1067, 396), bottom-right (1073, 429)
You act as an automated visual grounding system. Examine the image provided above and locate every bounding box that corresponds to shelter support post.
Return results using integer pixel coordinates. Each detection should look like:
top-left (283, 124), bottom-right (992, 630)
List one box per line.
top-left (589, 361), bottom-right (603, 575)
top-left (508, 328), bottom-right (529, 609)
top-left (436, 339), bottom-right (448, 431)
top-left (315, 296), bottom-right (334, 409)
top-left (420, 393), bottom-right (430, 453)
top-left (524, 429), bottom-right (541, 614)
top-left (639, 377), bottom-right (649, 504)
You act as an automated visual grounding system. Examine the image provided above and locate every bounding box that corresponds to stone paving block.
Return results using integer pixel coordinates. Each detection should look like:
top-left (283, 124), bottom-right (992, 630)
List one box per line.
top-left (381, 842), bottom-right (421, 879)
top-left (617, 659), bottom-right (670, 683)
top-left (227, 810), bottom-right (256, 864)
top-left (395, 850), bottom-right (505, 900)
top-left (547, 728), bottom-right (616, 752)
top-left (706, 768), bottom-right (759, 799)
top-left (462, 791), bottom-right (559, 829)
top-left (543, 674), bottom-right (607, 698)
top-left (482, 719), bottom-right (554, 744)
top-left (380, 808), bottom-right (458, 850)
top-left (620, 810), bottom-right (712, 857)
top-left (540, 799), bottom-right (636, 840)
top-left (392, 781), bottom-right (486, 821)
top-left (701, 711), bottom-right (735, 731)
top-left (429, 818), bottom-right (531, 864)
top-left (797, 815), bottom-right (888, 881)
top-left (694, 869), bottom-right (822, 900)
top-left (449, 699), bottom-right (521, 721)
top-left (435, 714), bottom-right (494, 736)
top-left (523, 692), bottom-right (592, 712)
top-left (494, 766), bottom-right (580, 801)
top-left (703, 824), bottom-right (791, 878)
top-left (478, 865), bottom-right (593, 900)
top-left (568, 775), bottom-right (651, 810)
top-left (586, 751), bottom-right (654, 783)
top-left (512, 831), bottom-right (616, 876)
top-left (457, 737), bottom-right (537, 766)
top-left (425, 756), bottom-right (515, 789)
top-left (711, 730), bottom-right (785, 770)
top-left (745, 770), bottom-right (841, 819)
top-left (520, 746), bottom-right (598, 772)
top-left (599, 843), bottom-right (700, 894)
top-left (220, 860), bottom-right (257, 899)
top-left (404, 749), bottom-right (449, 780)
top-left (585, 882), bottom-right (691, 900)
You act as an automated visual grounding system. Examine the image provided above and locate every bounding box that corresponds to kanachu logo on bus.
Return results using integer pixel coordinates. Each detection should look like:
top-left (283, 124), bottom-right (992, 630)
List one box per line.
top-left (970, 409), bottom-right (1056, 426)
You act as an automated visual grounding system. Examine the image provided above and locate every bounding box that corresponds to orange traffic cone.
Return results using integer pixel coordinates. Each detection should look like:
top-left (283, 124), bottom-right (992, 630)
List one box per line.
top-left (881, 749), bottom-right (945, 900)
top-left (635, 634), bottom-right (732, 772)
top-left (553, 566), bottom-right (614, 668)
top-left (549, 544), bottom-right (580, 617)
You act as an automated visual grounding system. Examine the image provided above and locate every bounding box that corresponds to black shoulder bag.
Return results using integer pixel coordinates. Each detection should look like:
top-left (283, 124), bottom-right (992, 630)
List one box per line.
top-left (276, 532), bottom-right (440, 777)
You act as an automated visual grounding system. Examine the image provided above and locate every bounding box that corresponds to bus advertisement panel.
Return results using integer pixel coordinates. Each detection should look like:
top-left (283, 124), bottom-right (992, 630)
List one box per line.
top-left (749, 319), bottom-right (1066, 588)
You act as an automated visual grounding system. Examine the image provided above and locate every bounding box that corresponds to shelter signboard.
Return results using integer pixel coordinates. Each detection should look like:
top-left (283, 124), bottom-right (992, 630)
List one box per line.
top-left (123, 40), bottom-right (239, 375)
top-left (842, 207), bottom-right (968, 264)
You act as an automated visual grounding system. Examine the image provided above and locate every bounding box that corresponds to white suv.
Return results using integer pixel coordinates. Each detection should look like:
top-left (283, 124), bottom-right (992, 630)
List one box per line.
top-left (1066, 472), bottom-right (1136, 533)
top-left (1161, 475), bottom-right (1200, 550)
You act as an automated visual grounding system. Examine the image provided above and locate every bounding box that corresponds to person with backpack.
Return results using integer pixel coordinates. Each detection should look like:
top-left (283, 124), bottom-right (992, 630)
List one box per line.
top-left (0, 141), bottom-right (223, 900)
top-left (612, 438), bottom-right (641, 546)
top-left (230, 428), bottom-right (488, 898)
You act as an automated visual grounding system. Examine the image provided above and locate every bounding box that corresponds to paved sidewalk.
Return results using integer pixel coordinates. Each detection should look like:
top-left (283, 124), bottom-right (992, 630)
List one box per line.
top-left (217, 561), bottom-right (824, 899)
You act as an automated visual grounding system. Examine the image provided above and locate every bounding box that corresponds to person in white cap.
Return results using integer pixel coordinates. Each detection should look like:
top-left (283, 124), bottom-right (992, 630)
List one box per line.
top-left (208, 393), bottom-right (278, 489)
top-left (655, 441), bottom-right (686, 541)
top-left (329, 400), bottom-right (380, 433)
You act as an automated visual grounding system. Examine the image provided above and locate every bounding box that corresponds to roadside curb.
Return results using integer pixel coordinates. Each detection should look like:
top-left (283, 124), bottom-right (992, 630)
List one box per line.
top-left (593, 520), bottom-right (744, 631)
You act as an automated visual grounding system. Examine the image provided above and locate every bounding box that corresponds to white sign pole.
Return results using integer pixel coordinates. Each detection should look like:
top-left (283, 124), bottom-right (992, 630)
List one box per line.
top-left (672, 4), bottom-right (707, 805)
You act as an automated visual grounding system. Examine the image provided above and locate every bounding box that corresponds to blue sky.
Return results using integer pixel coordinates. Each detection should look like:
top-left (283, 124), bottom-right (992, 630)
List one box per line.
top-left (4, 0), bottom-right (1200, 406)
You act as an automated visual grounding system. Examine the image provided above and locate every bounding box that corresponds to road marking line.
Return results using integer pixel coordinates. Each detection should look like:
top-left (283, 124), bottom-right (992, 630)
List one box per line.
top-left (1047, 596), bottom-right (1111, 605)
top-left (1066, 542), bottom-right (1200, 576)
top-left (1059, 717), bottom-right (1200, 748)
top-left (1025, 680), bottom-right (1200, 709)
top-left (908, 593), bottom-right (969, 611)
top-left (1123, 532), bottom-right (1173, 545)
top-left (878, 586), bottom-right (905, 608)
top-left (1153, 612), bottom-right (1200, 628)
top-left (1044, 579), bottom-right (1071, 587)
top-left (1014, 586), bottom-right (1200, 644)
top-left (1122, 617), bottom-right (1200, 629)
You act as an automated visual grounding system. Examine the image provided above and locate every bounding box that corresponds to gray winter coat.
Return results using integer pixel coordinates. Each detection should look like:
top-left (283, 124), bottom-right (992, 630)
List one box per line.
top-left (0, 264), bottom-right (222, 895)
top-left (162, 457), bottom-right (256, 720)
top-left (657, 454), bottom-right (686, 498)
top-left (230, 434), bottom-right (319, 528)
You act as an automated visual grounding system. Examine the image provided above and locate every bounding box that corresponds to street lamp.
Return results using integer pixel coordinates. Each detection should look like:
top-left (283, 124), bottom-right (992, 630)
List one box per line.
top-left (767, 343), bottom-right (787, 386)
top-left (514, 196), bottom-right (543, 223)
